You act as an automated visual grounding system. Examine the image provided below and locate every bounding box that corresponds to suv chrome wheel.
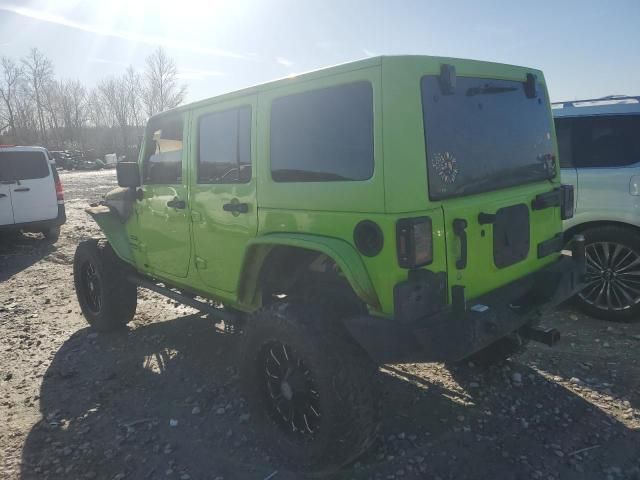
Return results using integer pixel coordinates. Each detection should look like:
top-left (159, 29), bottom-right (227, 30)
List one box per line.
top-left (580, 241), bottom-right (640, 311)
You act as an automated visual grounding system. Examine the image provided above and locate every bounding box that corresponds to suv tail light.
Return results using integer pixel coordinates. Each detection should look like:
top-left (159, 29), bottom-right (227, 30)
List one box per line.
top-left (53, 170), bottom-right (64, 202)
top-left (560, 184), bottom-right (574, 220)
top-left (397, 217), bottom-right (433, 268)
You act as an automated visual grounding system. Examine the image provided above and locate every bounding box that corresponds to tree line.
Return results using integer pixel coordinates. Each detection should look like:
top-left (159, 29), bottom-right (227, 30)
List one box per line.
top-left (0, 47), bottom-right (187, 160)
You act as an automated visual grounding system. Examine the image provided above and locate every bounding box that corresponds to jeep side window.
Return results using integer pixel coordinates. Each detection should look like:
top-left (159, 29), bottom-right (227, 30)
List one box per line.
top-left (142, 114), bottom-right (184, 185)
top-left (198, 106), bottom-right (251, 184)
top-left (270, 82), bottom-right (374, 182)
top-left (571, 115), bottom-right (640, 168)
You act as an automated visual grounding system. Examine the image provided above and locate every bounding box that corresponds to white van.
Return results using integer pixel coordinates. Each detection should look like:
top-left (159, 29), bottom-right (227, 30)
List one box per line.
top-left (0, 146), bottom-right (66, 242)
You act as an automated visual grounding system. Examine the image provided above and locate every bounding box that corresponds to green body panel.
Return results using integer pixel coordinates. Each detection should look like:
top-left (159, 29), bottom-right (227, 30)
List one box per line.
top-left (95, 55), bottom-right (563, 318)
top-left (85, 206), bottom-right (135, 263)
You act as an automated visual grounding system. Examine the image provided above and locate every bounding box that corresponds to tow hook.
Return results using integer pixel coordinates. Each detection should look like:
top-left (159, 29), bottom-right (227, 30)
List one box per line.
top-left (522, 325), bottom-right (561, 347)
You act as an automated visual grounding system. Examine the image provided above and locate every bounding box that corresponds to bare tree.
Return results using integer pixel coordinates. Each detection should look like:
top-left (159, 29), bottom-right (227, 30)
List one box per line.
top-left (142, 47), bottom-right (187, 116)
top-left (58, 79), bottom-right (87, 147)
top-left (99, 76), bottom-right (131, 154)
top-left (21, 48), bottom-right (54, 144)
top-left (124, 66), bottom-right (143, 127)
top-left (86, 88), bottom-right (107, 128)
top-left (0, 57), bottom-right (23, 140)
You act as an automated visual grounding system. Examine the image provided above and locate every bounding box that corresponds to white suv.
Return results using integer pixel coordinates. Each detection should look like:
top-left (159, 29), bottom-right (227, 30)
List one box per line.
top-left (0, 146), bottom-right (66, 242)
top-left (553, 95), bottom-right (640, 321)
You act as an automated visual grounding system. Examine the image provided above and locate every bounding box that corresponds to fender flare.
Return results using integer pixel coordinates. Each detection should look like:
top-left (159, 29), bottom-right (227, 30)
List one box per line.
top-left (237, 233), bottom-right (380, 310)
top-left (85, 205), bottom-right (135, 264)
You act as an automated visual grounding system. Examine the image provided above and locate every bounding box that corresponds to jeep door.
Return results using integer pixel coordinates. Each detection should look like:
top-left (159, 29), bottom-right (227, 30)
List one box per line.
top-left (135, 112), bottom-right (191, 278)
top-left (189, 97), bottom-right (258, 292)
top-left (420, 73), bottom-right (561, 300)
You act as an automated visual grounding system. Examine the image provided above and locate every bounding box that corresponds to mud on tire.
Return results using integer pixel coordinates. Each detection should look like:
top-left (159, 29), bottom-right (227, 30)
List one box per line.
top-left (239, 301), bottom-right (380, 473)
top-left (73, 239), bottom-right (137, 331)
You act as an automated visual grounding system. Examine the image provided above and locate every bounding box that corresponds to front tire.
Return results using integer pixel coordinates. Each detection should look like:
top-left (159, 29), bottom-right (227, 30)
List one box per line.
top-left (575, 226), bottom-right (640, 322)
top-left (73, 239), bottom-right (137, 331)
top-left (239, 302), bottom-right (380, 473)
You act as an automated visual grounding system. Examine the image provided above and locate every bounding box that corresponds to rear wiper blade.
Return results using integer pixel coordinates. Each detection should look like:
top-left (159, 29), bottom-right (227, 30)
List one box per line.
top-left (466, 85), bottom-right (518, 97)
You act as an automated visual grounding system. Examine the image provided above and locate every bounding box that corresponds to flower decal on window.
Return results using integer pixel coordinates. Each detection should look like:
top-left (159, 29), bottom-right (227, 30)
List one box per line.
top-left (431, 152), bottom-right (459, 184)
top-left (538, 152), bottom-right (557, 177)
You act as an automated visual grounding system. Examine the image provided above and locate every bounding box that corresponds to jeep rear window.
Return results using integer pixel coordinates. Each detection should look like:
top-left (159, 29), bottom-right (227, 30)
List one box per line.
top-left (270, 82), bottom-right (374, 182)
top-left (0, 151), bottom-right (49, 181)
top-left (421, 76), bottom-right (555, 200)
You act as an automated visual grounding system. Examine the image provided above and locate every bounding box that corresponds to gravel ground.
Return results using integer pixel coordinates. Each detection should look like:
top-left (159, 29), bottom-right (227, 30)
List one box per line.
top-left (1, 169), bottom-right (639, 480)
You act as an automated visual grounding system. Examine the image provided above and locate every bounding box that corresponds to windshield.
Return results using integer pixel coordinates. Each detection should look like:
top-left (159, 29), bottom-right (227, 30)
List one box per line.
top-left (421, 75), bottom-right (555, 200)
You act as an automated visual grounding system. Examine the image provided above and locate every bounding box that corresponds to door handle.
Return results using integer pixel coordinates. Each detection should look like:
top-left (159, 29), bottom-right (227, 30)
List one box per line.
top-left (166, 197), bottom-right (186, 209)
top-left (222, 202), bottom-right (249, 214)
top-left (14, 187), bottom-right (30, 192)
top-left (453, 218), bottom-right (468, 269)
top-left (0, 193), bottom-right (6, 198)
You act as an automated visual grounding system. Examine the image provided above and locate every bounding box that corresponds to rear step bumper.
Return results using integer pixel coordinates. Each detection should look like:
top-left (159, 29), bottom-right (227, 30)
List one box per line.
top-left (343, 236), bottom-right (586, 364)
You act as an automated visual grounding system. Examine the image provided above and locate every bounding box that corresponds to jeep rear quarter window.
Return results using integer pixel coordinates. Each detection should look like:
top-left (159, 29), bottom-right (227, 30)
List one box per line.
top-left (0, 151), bottom-right (50, 181)
top-left (142, 115), bottom-right (184, 185)
top-left (270, 81), bottom-right (374, 182)
top-left (198, 106), bottom-right (252, 184)
top-left (554, 115), bottom-right (640, 168)
top-left (421, 76), bottom-right (555, 200)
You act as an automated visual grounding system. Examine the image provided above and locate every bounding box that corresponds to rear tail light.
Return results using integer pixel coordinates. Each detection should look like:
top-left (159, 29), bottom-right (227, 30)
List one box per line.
top-left (396, 217), bottom-right (433, 268)
top-left (54, 173), bottom-right (64, 202)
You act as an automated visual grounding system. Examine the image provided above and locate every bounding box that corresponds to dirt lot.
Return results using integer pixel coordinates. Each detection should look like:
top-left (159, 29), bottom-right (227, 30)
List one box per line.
top-left (1, 169), bottom-right (639, 480)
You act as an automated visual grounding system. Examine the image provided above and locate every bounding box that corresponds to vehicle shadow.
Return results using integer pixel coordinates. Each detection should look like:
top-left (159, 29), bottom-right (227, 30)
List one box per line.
top-left (20, 314), bottom-right (639, 480)
top-left (0, 233), bottom-right (55, 282)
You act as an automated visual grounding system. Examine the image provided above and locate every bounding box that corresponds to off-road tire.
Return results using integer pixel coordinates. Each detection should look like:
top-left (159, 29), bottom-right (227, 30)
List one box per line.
top-left (73, 239), bottom-right (137, 331)
top-left (239, 301), bottom-right (380, 473)
top-left (42, 226), bottom-right (60, 242)
top-left (573, 226), bottom-right (640, 322)
top-left (464, 335), bottom-right (529, 367)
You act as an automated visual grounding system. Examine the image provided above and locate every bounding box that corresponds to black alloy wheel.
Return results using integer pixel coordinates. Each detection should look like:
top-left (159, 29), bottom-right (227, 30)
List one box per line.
top-left (260, 340), bottom-right (321, 439)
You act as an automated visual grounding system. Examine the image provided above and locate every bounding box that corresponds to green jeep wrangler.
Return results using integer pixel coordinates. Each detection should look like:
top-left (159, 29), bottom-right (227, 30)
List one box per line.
top-left (73, 55), bottom-right (585, 471)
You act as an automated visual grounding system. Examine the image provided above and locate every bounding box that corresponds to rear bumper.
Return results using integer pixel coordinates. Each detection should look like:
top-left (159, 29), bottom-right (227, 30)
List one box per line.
top-left (344, 239), bottom-right (586, 364)
top-left (0, 204), bottom-right (66, 232)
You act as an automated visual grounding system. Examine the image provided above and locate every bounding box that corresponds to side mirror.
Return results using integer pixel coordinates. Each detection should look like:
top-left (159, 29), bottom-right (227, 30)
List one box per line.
top-left (117, 161), bottom-right (141, 188)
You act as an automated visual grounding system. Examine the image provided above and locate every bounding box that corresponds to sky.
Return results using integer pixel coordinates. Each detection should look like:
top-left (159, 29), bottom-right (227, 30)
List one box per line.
top-left (0, 0), bottom-right (638, 103)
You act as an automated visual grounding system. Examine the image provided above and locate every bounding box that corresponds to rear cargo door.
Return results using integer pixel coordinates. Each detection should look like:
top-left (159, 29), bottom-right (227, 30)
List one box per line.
top-left (421, 74), bottom-right (561, 301)
top-left (1, 150), bottom-right (58, 224)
